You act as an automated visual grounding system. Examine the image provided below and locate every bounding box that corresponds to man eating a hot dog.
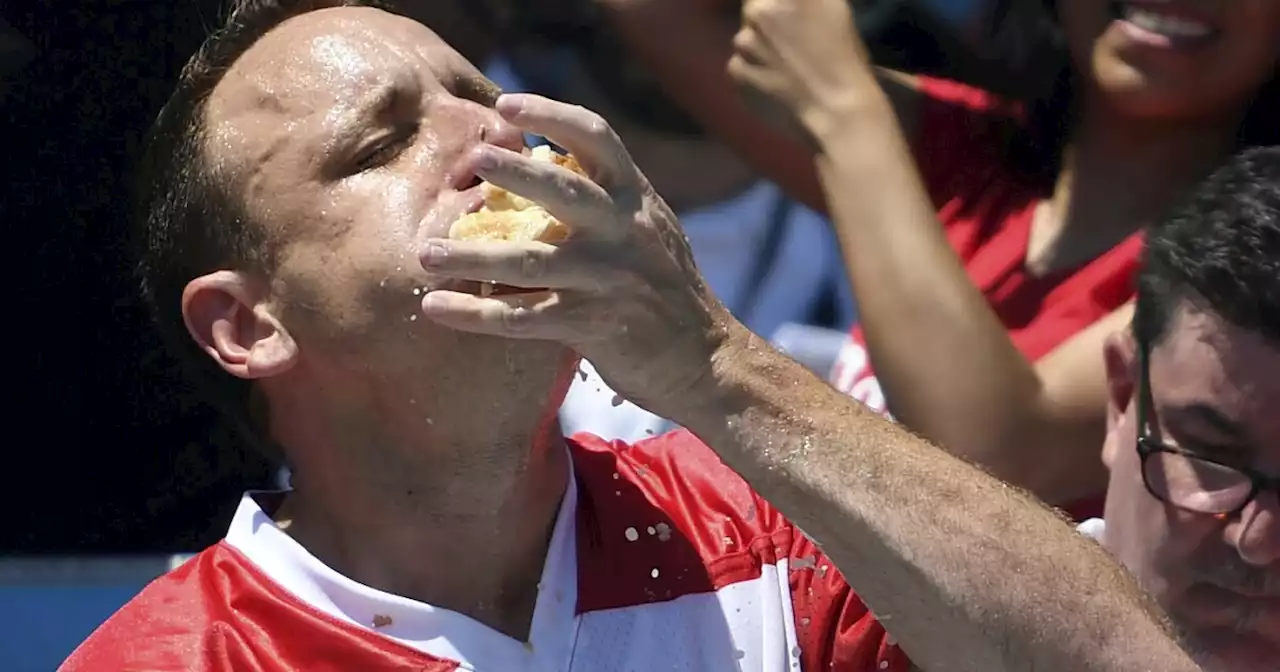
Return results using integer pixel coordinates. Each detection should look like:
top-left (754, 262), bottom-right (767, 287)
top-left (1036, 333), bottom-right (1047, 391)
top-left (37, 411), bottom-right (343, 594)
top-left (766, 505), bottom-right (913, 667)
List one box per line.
top-left (62, 2), bottom-right (1199, 670)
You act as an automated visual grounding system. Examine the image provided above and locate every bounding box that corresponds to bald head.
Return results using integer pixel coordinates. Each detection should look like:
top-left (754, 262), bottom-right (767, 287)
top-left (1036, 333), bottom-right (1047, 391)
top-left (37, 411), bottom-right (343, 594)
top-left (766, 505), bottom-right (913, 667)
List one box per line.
top-left (205, 6), bottom-right (500, 195)
top-left (136, 1), bottom-right (530, 456)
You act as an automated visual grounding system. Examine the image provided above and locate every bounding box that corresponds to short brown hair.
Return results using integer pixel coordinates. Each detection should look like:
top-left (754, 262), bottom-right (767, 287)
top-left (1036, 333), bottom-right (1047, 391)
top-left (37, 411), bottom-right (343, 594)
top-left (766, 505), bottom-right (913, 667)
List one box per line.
top-left (135, 0), bottom-right (384, 458)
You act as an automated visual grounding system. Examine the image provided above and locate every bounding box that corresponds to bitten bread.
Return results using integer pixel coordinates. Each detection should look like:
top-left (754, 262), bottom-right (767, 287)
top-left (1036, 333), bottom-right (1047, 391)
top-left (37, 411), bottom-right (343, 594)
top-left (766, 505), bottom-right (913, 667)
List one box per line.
top-left (448, 145), bottom-right (586, 245)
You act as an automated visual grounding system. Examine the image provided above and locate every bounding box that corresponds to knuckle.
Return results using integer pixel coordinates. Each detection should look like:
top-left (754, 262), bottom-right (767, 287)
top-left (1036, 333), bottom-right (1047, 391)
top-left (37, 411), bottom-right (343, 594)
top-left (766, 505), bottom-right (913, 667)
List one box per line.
top-left (499, 304), bottom-right (534, 334)
top-left (520, 247), bottom-right (547, 281)
top-left (580, 110), bottom-right (615, 143)
top-left (560, 174), bottom-right (586, 201)
top-left (743, 0), bottom-right (772, 23)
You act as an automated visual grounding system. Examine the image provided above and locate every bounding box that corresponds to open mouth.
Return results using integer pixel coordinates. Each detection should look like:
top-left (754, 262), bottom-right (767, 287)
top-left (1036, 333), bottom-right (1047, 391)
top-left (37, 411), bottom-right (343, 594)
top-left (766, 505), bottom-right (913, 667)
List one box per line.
top-left (1110, 1), bottom-right (1219, 48)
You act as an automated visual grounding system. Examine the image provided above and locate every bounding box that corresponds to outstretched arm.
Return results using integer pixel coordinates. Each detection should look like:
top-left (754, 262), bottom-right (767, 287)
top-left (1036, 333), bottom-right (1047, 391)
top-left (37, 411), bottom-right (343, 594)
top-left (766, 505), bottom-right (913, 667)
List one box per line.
top-left (677, 322), bottom-right (1186, 672)
top-left (418, 93), bottom-right (1195, 672)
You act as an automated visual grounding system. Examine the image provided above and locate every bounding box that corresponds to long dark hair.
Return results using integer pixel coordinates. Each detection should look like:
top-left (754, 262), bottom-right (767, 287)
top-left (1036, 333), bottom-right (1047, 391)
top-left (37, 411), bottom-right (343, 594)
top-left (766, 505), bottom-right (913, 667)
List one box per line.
top-left (1009, 0), bottom-right (1280, 184)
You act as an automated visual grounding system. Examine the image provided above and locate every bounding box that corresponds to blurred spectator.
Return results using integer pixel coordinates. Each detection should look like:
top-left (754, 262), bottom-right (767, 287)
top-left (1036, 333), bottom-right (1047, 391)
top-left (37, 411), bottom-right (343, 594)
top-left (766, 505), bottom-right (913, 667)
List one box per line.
top-left (1089, 146), bottom-right (1280, 672)
top-left (622, 0), bottom-right (1279, 516)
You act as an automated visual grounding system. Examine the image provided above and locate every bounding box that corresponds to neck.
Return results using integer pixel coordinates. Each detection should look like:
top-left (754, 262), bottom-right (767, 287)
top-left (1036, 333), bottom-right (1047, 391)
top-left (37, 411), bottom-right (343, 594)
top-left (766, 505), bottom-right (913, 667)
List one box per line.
top-left (267, 365), bottom-right (575, 640)
top-left (1044, 91), bottom-right (1243, 248)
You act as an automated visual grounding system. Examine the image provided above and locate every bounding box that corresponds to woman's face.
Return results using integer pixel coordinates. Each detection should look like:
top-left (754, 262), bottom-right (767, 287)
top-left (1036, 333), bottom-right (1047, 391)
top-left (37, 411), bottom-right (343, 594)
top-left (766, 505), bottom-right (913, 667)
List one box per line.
top-left (1059, 1), bottom-right (1280, 121)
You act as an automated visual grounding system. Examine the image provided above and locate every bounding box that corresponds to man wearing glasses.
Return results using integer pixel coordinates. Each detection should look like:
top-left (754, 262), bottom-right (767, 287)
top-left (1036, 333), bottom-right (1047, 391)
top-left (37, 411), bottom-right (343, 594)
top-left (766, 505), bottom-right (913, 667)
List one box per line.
top-left (1086, 145), bottom-right (1280, 672)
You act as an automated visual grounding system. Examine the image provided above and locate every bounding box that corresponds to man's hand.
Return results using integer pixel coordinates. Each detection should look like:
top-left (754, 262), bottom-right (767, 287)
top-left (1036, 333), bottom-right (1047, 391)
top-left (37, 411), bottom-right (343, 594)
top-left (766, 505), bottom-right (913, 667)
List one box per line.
top-left (729, 0), bottom-right (878, 137)
top-left (418, 93), bottom-right (732, 418)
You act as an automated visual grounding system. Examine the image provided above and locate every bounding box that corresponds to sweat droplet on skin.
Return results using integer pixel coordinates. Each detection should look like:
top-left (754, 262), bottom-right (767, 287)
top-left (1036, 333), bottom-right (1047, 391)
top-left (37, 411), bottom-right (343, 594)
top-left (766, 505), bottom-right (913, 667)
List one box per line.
top-left (412, 287), bottom-right (422, 296)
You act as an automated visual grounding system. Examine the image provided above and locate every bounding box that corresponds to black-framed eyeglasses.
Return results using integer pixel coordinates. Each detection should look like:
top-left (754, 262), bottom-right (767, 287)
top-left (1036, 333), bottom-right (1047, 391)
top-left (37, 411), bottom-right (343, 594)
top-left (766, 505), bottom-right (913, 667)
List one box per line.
top-left (1135, 339), bottom-right (1280, 517)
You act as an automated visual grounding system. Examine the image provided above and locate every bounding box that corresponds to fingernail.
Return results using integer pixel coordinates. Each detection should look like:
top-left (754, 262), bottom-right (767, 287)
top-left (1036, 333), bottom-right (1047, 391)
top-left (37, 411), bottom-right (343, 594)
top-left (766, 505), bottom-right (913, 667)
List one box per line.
top-left (495, 94), bottom-right (523, 118)
top-left (422, 292), bottom-right (448, 313)
top-left (422, 240), bottom-right (449, 266)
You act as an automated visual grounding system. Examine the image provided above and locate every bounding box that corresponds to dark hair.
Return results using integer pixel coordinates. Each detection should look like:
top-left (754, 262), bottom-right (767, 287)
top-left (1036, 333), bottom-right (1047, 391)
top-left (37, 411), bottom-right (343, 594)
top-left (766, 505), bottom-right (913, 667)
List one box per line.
top-left (1134, 146), bottom-right (1280, 347)
top-left (135, 0), bottom-right (382, 458)
top-left (1008, 1), bottom-right (1280, 183)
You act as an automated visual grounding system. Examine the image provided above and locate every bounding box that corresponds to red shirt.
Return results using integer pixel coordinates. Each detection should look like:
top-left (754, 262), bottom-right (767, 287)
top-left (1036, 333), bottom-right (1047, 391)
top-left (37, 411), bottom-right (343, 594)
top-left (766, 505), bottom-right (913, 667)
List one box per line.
top-left (61, 431), bottom-right (910, 672)
top-left (828, 76), bottom-right (1142, 519)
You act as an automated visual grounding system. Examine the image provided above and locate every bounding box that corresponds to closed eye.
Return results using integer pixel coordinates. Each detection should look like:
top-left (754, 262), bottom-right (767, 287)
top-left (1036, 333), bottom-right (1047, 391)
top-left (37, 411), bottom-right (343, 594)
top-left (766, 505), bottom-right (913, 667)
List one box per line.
top-left (352, 123), bottom-right (418, 173)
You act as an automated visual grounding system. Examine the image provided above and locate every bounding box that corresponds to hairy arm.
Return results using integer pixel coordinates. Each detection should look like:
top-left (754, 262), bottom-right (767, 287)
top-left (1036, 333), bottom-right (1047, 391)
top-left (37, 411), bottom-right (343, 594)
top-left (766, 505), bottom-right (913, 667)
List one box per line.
top-left (592, 0), bottom-right (921, 212)
top-left (678, 323), bottom-right (1194, 672)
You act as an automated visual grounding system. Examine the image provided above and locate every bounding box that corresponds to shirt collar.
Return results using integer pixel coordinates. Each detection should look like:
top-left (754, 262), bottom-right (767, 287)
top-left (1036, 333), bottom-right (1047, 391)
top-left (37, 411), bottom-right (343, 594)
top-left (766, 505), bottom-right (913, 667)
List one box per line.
top-left (224, 457), bottom-right (580, 670)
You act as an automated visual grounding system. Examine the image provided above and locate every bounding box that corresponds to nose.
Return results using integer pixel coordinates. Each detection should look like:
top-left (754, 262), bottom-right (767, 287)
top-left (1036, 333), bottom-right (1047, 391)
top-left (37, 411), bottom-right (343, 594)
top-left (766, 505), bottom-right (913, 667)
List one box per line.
top-left (1228, 490), bottom-right (1280, 567)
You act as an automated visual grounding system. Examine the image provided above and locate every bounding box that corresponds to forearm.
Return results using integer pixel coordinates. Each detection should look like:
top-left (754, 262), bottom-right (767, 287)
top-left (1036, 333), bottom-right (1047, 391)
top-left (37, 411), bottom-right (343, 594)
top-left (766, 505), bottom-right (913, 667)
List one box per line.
top-left (680, 326), bottom-right (1196, 672)
top-left (810, 101), bottom-right (1092, 498)
top-left (593, 0), bottom-right (827, 210)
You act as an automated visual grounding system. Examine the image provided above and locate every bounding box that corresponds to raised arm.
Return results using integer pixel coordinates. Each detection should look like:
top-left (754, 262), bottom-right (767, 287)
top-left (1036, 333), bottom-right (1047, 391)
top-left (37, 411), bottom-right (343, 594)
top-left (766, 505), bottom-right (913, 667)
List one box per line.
top-left (418, 93), bottom-right (1196, 672)
top-left (731, 0), bottom-right (1119, 505)
top-left (592, 0), bottom-right (922, 212)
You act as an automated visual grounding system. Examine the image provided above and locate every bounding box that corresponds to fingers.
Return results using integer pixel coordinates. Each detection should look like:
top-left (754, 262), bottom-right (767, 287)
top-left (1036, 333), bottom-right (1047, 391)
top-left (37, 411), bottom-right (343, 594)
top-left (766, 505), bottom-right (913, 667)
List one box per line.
top-left (494, 93), bottom-right (639, 189)
top-left (469, 145), bottom-right (616, 235)
top-left (731, 27), bottom-right (769, 68)
top-left (420, 238), bottom-right (614, 291)
top-left (420, 289), bottom-right (582, 341)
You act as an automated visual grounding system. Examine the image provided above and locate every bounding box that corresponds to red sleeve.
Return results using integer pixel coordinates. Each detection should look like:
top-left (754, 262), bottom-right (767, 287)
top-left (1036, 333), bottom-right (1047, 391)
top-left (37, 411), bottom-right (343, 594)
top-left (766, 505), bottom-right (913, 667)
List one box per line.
top-left (59, 546), bottom-right (453, 672)
top-left (910, 76), bottom-right (1021, 208)
top-left (58, 568), bottom-right (259, 672)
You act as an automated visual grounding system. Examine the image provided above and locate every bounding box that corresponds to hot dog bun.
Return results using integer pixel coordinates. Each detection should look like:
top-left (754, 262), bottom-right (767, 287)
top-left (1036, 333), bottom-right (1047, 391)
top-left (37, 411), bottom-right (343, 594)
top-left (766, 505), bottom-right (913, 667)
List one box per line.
top-left (448, 145), bottom-right (585, 245)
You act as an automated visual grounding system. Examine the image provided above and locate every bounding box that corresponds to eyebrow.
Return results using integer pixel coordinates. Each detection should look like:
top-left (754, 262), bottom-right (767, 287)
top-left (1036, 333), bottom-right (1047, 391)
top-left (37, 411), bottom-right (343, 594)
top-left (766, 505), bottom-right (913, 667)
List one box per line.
top-left (1175, 403), bottom-right (1246, 439)
top-left (1160, 402), bottom-right (1254, 460)
top-left (346, 83), bottom-right (401, 125)
top-left (321, 83), bottom-right (402, 154)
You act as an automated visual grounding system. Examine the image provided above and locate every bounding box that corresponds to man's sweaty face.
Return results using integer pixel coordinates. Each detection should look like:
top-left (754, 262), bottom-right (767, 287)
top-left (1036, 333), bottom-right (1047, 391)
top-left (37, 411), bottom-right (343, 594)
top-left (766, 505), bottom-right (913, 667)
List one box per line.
top-left (202, 6), bottom-right (519, 343)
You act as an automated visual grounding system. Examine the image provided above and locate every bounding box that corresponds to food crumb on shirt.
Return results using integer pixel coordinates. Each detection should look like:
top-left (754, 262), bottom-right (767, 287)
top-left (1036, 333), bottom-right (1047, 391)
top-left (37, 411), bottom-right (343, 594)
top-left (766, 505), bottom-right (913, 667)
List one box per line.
top-left (372, 614), bottom-right (393, 629)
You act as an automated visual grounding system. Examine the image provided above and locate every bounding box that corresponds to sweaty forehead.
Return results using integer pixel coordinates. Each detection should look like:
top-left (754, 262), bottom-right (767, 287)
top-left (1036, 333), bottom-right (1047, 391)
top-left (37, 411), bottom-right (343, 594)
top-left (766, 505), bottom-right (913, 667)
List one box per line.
top-left (203, 6), bottom-right (479, 168)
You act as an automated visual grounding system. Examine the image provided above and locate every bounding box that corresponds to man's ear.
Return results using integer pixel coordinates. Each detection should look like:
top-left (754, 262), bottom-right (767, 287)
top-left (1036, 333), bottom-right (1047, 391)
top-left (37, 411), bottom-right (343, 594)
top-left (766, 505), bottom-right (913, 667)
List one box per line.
top-left (1101, 330), bottom-right (1138, 467)
top-left (182, 271), bottom-right (297, 380)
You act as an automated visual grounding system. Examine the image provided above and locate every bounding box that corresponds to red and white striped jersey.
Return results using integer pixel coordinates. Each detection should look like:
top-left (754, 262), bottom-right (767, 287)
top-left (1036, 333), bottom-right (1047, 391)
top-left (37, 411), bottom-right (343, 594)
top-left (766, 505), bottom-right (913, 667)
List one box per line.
top-left (61, 431), bottom-right (910, 671)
